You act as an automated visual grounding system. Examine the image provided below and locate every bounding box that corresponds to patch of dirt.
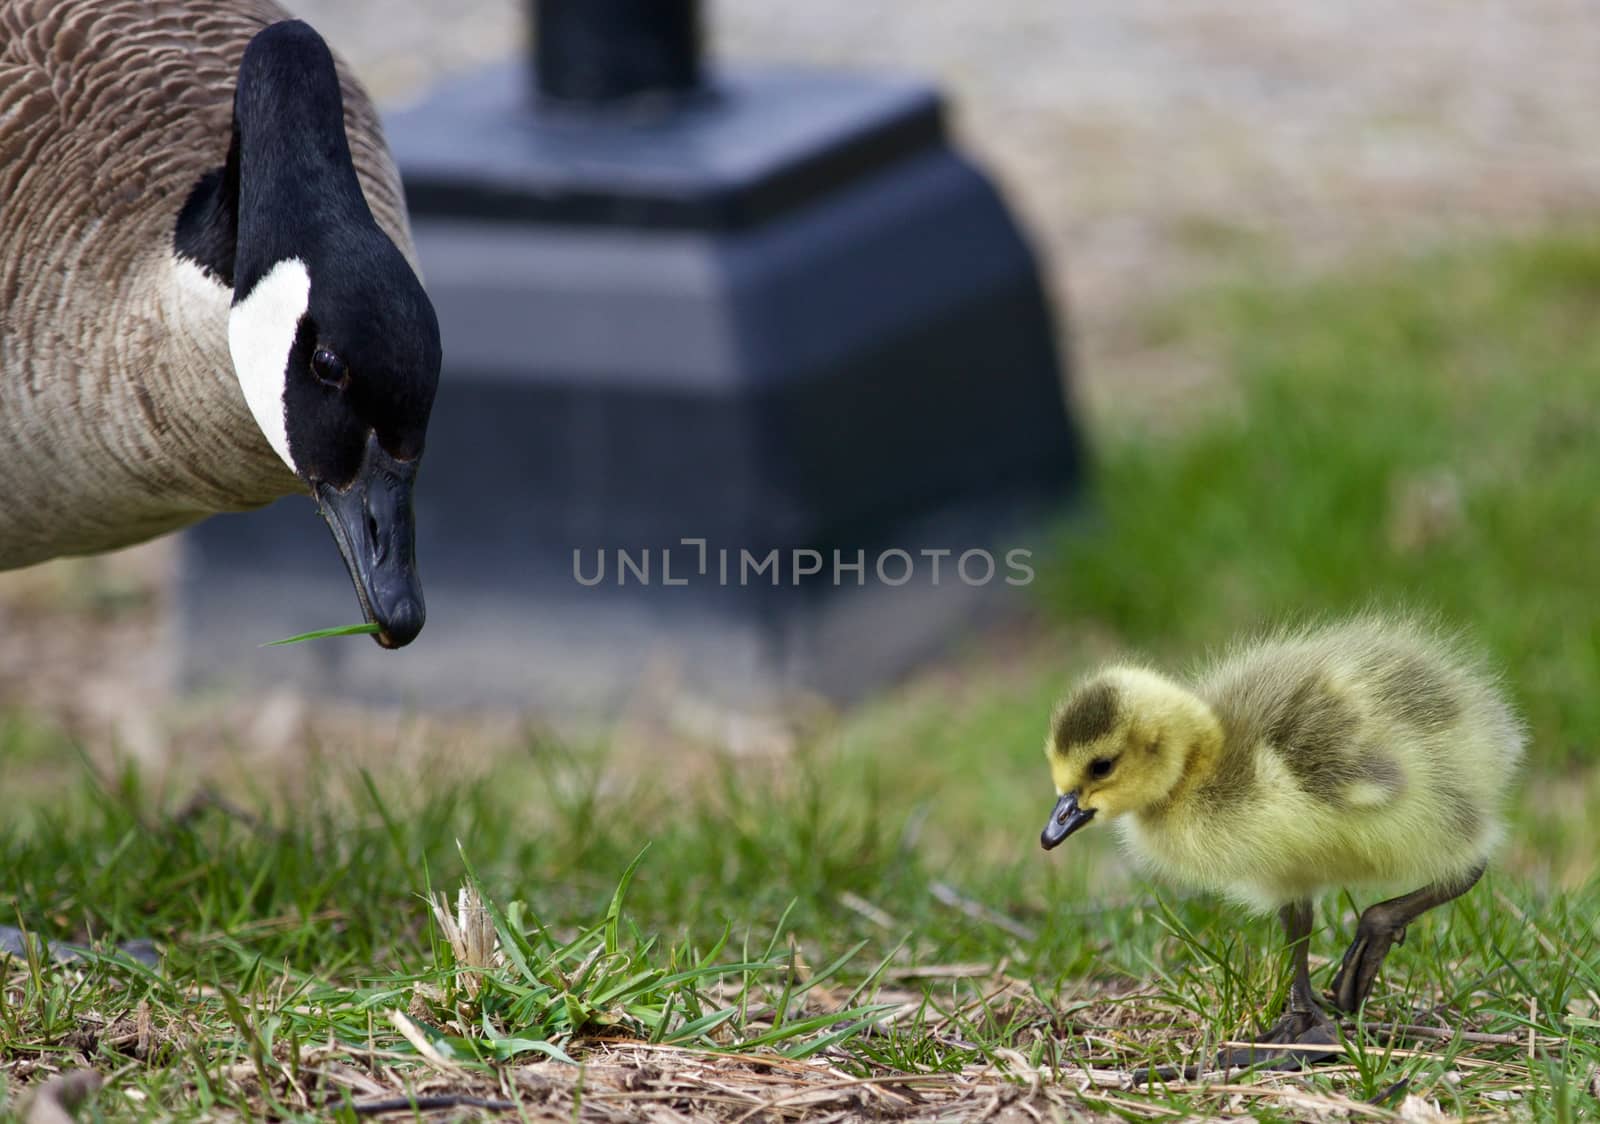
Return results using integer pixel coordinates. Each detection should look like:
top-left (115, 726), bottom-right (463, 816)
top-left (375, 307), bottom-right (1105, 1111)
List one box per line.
top-left (2, 952), bottom-right (1546, 1122)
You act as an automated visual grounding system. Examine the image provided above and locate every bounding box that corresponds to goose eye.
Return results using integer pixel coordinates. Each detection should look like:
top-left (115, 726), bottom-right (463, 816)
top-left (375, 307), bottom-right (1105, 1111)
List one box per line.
top-left (311, 347), bottom-right (348, 388)
top-left (1089, 758), bottom-right (1115, 779)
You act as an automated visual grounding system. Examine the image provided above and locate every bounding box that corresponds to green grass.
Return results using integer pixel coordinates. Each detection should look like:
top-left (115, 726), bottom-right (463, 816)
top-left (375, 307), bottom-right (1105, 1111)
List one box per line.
top-left (6, 230), bottom-right (1600, 1119)
top-left (1, 750), bottom-right (1592, 1119)
top-left (261, 622), bottom-right (381, 647)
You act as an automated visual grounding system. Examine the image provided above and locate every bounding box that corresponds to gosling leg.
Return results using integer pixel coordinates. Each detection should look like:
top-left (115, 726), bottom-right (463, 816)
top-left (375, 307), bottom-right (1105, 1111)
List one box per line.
top-left (1217, 899), bottom-right (1339, 1070)
top-left (1328, 863), bottom-right (1485, 1014)
top-left (1138, 902), bottom-right (1340, 1081)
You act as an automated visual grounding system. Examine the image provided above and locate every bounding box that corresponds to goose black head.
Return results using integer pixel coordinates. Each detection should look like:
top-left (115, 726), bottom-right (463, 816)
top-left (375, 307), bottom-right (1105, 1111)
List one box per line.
top-left (187, 20), bottom-right (441, 648)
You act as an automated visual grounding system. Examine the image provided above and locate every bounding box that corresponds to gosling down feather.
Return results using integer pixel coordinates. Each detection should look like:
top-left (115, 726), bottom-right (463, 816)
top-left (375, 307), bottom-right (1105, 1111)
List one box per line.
top-left (1040, 615), bottom-right (1524, 1065)
top-left (0, 0), bottom-right (440, 646)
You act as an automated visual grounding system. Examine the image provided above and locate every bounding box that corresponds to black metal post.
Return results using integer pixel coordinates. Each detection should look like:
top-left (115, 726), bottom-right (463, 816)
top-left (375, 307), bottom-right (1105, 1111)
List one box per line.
top-left (533, 0), bottom-right (703, 105)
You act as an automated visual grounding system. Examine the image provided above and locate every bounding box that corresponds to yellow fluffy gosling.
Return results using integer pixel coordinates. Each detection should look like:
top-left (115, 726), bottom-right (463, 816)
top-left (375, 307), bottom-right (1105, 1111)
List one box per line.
top-left (1040, 615), bottom-right (1524, 1063)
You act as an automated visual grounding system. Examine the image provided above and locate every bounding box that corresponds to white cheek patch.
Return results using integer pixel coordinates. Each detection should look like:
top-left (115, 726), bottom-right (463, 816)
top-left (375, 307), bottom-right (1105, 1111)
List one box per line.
top-left (228, 257), bottom-right (311, 473)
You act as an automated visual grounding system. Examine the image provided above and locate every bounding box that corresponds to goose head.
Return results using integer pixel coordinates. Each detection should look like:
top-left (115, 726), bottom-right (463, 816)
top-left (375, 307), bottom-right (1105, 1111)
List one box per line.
top-left (1040, 667), bottom-right (1223, 848)
top-left (206, 21), bottom-right (441, 648)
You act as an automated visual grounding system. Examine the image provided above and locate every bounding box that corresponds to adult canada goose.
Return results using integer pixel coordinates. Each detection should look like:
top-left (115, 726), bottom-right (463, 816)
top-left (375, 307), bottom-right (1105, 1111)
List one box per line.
top-left (1039, 615), bottom-right (1524, 1070)
top-left (0, 0), bottom-right (440, 647)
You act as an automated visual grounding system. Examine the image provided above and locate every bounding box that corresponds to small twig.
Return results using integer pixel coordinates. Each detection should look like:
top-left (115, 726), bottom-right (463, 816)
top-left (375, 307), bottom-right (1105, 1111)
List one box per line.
top-left (1134, 1017), bottom-right (1539, 1085)
top-left (1308, 1045), bottom-right (1521, 1071)
top-left (1211, 1039), bottom-right (1353, 1053)
top-left (588, 1040), bottom-right (835, 1074)
top-left (1191, 1084), bottom-right (1395, 1117)
top-left (882, 963), bottom-right (997, 980)
top-left (1366, 1022), bottom-right (1530, 1047)
top-left (724, 1073), bottom-right (981, 1124)
top-left (335, 1094), bottom-right (518, 1115)
top-left (585, 1089), bottom-right (781, 1109)
top-left (837, 892), bottom-right (898, 930)
top-left (932, 1032), bottom-right (984, 1052)
top-left (385, 1010), bottom-right (462, 1074)
top-left (929, 882), bottom-right (1037, 943)
top-left (1081, 1090), bottom-right (1187, 1118)
top-left (300, 1063), bottom-right (389, 1099)
top-left (1132, 1037), bottom-right (1347, 1085)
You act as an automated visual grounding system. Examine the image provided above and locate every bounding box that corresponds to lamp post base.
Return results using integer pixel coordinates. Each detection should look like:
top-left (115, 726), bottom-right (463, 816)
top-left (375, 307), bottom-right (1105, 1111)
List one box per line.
top-left (175, 62), bottom-right (1080, 714)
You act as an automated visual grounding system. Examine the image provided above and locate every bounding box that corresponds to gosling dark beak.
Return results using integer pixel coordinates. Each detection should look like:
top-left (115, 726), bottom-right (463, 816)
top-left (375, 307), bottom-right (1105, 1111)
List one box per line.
top-left (313, 433), bottom-right (425, 649)
top-left (1041, 792), bottom-right (1095, 850)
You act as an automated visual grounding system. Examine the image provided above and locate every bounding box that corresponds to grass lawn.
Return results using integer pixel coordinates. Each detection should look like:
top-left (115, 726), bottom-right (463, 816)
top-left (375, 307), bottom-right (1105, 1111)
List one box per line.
top-left (5, 232), bottom-right (1600, 1120)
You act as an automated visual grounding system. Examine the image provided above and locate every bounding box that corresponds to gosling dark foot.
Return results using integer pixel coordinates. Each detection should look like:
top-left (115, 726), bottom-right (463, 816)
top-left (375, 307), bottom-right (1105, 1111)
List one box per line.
top-left (1328, 921), bottom-right (1405, 1013)
top-left (1216, 1005), bottom-right (1341, 1071)
top-left (1130, 1007), bottom-right (1340, 1084)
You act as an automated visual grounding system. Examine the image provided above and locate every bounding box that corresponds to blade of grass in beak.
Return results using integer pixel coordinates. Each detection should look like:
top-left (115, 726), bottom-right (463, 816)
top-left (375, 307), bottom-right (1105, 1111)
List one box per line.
top-left (261, 622), bottom-right (382, 646)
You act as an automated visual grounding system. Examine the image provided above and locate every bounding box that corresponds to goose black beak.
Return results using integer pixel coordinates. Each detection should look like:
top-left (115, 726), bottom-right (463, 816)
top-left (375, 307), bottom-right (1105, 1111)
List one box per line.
top-left (314, 433), bottom-right (425, 649)
top-left (1041, 792), bottom-right (1095, 850)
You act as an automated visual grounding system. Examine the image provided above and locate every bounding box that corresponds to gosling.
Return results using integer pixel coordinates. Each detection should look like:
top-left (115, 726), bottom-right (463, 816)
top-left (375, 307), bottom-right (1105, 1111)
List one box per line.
top-left (1039, 615), bottom-right (1524, 1064)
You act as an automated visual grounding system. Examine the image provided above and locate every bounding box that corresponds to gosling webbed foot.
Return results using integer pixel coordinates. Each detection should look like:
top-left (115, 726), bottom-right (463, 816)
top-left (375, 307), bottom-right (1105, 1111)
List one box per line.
top-left (1214, 1004), bottom-right (1342, 1071)
top-left (1129, 1006), bottom-right (1341, 1084)
top-left (1257, 1005), bottom-right (1340, 1045)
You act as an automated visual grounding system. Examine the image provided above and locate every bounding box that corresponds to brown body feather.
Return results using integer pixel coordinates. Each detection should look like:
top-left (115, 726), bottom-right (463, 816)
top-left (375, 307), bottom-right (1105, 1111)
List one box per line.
top-left (0, 0), bottom-right (415, 566)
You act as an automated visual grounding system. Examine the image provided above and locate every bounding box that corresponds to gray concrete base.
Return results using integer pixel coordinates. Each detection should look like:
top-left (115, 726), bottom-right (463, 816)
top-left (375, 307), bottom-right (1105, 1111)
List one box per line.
top-left (174, 60), bottom-right (1077, 717)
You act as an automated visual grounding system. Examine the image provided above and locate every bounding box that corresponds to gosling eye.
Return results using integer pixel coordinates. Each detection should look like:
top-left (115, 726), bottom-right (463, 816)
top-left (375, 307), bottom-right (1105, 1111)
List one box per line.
top-left (310, 347), bottom-right (349, 388)
top-left (1089, 757), bottom-right (1115, 780)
